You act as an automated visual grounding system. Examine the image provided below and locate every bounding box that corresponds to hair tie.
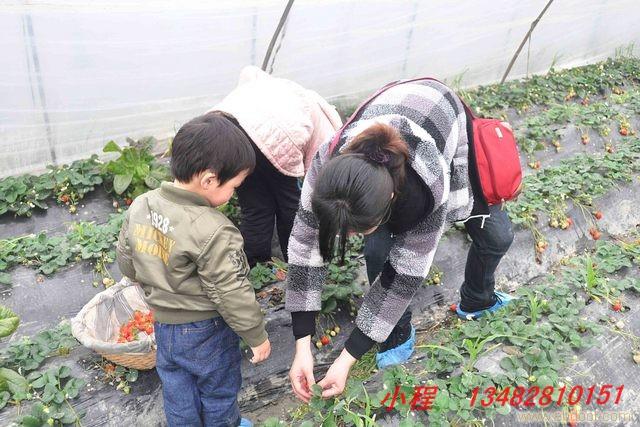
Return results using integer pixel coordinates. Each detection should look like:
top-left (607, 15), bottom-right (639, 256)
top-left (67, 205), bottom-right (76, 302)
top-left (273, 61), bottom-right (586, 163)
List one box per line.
top-left (367, 151), bottom-right (390, 165)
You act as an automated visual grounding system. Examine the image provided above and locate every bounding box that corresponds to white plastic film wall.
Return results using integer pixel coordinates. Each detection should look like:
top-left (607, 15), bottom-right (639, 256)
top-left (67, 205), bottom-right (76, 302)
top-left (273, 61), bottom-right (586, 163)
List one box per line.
top-left (2, 0), bottom-right (639, 177)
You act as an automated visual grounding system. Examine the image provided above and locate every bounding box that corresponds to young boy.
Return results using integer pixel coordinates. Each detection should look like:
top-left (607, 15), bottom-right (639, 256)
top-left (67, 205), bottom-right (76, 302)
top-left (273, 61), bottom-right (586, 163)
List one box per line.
top-left (116, 111), bottom-right (271, 426)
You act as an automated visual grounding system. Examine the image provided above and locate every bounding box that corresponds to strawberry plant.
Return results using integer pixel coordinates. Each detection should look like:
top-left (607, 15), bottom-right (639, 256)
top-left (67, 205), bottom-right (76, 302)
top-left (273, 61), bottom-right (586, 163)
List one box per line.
top-left (16, 401), bottom-right (83, 426)
top-left (98, 362), bottom-right (139, 395)
top-left (68, 214), bottom-right (124, 284)
top-left (0, 363), bottom-right (85, 418)
top-left (26, 366), bottom-right (85, 405)
top-left (102, 137), bottom-right (170, 198)
top-left (0, 174), bottom-right (53, 217)
top-left (322, 257), bottom-right (363, 315)
top-left (320, 235), bottom-right (365, 314)
top-left (0, 323), bottom-right (77, 373)
top-left (248, 263), bottom-right (276, 290)
top-left (463, 55), bottom-right (640, 116)
top-left (308, 380), bottom-right (381, 426)
top-left (0, 136), bottom-right (171, 218)
top-left (0, 213), bottom-right (124, 286)
top-left (217, 194), bottom-right (241, 225)
top-left (423, 265), bottom-right (443, 286)
top-left (506, 138), bottom-right (640, 258)
top-left (49, 156), bottom-right (103, 213)
top-left (612, 85), bottom-right (640, 115)
top-left (0, 323), bottom-right (83, 424)
top-left (0, 306), bottom-right (19, 339)
top-left (0, 157), bottom-right (103, 217)
top-left (516, 100), bottom-right (625, 154)
top-left (0, 232), bottom-right (73, 277)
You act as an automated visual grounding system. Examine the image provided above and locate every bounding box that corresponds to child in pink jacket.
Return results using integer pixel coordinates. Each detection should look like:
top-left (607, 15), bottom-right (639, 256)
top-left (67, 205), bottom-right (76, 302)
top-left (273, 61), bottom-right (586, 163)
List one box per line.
top-left (213, 66), bottom-right (342, 266)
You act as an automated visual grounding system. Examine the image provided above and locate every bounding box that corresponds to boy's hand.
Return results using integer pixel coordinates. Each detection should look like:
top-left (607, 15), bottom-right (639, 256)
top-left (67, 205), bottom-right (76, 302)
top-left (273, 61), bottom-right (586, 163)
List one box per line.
top-left (250, 339), bottom-right (271, 364)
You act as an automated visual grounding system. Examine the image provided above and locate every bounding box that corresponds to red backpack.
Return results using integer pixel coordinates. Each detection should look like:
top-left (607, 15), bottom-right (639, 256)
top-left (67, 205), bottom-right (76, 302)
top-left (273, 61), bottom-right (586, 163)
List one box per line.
top-left (329, 77), bottom-right (523, 206)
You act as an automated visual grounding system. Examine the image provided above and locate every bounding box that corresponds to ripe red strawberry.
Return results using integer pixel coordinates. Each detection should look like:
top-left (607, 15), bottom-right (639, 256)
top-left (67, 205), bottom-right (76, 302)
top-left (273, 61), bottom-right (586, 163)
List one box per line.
top-left (449, 303), bottom-right (457, 312)
top-left (125, 198), bottom-right (133, 206)
top-left (320, 335), bottom-right (331, 346)
top-left (612, 301), bottom-right (622, 312)
top-left (118, 310), bottom-right (153, 342)
top-left (59, 194), bottom-right (70, 204)
top-left (620, 127), bottom-right (629, 136)
top-left (589, 228), bottom-right (601, 240)
top-left (594, 211), bottom-right (603, 220)
top-left (275, 269), bottom-right (286, 281)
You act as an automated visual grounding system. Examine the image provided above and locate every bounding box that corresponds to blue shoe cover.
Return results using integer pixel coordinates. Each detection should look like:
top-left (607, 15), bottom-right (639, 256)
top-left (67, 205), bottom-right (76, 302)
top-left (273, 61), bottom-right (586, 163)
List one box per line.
top-left (376, 326), bottom-right (416, 369)
top-left (239, 418), bottom-right (253, 427)
top-left (456, 291), bottom-right (516, 320)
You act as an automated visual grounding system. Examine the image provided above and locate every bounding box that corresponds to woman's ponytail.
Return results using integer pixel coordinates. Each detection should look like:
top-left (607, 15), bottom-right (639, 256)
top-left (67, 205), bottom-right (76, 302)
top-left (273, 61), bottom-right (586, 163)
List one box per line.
top-left (315, 198), bottom-right (350, 263)
top-left (345, 123), bottom-right (409, 194)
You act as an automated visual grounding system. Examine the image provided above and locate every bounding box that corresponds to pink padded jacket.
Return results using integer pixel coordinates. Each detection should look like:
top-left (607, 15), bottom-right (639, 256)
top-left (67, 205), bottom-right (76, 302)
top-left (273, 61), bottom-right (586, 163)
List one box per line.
top-left (213, 66), bottom-right (343, 177)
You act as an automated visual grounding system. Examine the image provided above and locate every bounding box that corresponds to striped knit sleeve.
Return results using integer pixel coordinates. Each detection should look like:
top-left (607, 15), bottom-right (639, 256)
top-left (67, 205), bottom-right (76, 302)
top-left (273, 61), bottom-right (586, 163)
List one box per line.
top-left (352, 204), bottom-right (449, 344)
top-left (285, 140), bottom-right (331, 323)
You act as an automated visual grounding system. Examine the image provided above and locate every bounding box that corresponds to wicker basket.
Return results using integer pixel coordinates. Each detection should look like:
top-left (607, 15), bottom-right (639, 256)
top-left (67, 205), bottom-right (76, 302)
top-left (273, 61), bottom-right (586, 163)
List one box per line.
top-left (99, 349), bottom-right (157, 370)
top-left (72, 279), bottom-right (158, 371)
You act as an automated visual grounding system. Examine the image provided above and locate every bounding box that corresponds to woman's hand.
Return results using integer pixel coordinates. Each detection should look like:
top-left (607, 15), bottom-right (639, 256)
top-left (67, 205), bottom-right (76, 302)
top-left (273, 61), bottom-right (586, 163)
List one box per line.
top-left (289, 336), bottom-right (316, 402)
top-left (317, 349), bottom-right (357, 398)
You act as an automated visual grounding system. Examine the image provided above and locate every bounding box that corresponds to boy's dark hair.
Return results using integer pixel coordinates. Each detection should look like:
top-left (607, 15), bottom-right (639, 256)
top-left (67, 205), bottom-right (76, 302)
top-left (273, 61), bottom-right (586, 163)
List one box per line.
top-left (312, 123), bottom-right (409, 262)
top-left (171, 111), bottom-right (255, 184)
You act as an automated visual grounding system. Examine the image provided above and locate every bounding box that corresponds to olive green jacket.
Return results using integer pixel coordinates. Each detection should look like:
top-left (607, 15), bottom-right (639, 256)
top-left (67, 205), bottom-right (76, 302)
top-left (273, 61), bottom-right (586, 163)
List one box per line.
top-left (116, 182), bottom-right (267, 347)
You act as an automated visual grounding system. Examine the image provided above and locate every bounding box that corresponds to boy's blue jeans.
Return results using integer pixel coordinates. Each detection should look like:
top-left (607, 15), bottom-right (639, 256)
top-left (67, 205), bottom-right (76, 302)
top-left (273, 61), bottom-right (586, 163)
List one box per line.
top-left (155, 317), bottom-right (242, 427)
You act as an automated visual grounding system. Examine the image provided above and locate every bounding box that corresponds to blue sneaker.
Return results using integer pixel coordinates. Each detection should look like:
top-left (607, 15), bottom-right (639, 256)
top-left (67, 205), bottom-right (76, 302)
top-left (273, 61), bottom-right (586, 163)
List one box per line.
top-left (239, 418), bottom-right (253, 427)
top-left (376, 326), bottom-right (416, 369)
top-left (456, 291), bottom-right (516, 320)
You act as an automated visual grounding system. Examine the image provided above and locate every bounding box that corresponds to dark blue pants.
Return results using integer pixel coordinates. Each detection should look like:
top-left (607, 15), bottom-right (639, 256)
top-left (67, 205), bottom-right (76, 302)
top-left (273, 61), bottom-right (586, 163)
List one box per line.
top-left (364, 203), bottom-right (514, 346)
top-left (155, 318), bottom-right (242, 427)
top-left (459, 204), bottom-right (514, 311)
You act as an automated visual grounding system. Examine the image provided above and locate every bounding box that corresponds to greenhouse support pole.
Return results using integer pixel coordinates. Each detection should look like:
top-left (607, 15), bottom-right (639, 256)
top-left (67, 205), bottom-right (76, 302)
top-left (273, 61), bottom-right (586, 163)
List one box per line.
top-left (500, 0), bottom-right (555, 84)
top-left (23, 12), bottom-right (56, 164)
top-left (262, 0), bottom-right (295, 72)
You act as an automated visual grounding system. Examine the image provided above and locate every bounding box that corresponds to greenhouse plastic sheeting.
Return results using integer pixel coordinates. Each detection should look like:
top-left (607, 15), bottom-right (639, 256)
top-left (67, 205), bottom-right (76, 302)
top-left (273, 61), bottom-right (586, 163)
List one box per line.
top-left (2, 0), bottom-right (640, 177)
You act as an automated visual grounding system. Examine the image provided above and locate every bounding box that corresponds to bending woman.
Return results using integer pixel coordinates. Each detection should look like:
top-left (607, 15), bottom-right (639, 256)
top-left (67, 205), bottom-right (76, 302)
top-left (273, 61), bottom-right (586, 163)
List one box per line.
top-left (285, 79), bottom-right (515, 400)
top-left (214, 66), bottom-right (342, 266)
